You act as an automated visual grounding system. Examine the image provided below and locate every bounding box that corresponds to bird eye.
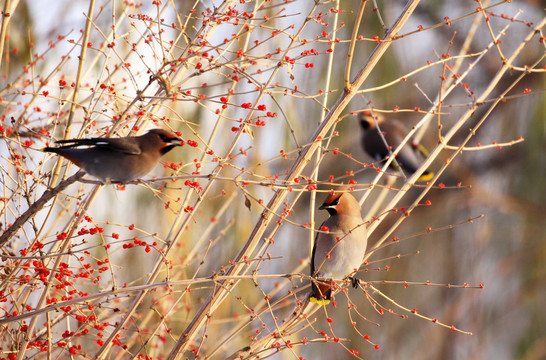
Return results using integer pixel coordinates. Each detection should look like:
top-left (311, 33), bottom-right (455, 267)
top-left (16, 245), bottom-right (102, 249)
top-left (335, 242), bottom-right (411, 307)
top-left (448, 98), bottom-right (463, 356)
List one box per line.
top-left (160, 135), bottom-right (171, 142)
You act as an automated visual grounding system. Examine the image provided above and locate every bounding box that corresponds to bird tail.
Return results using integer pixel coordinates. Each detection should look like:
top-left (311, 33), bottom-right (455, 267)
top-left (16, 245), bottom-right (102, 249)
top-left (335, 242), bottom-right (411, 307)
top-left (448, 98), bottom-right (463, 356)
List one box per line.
top-left (41, 147), bottom-right (83, 167)
top-left (417, 171), bottom-right (434, 182)
top-left (310, 281), bottom-right (332, 305)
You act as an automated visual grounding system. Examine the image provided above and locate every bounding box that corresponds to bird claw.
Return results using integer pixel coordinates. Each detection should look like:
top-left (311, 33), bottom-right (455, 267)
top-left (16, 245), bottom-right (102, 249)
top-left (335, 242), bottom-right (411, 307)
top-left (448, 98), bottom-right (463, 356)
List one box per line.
top-left (350, 277), bottom-right (360, 288)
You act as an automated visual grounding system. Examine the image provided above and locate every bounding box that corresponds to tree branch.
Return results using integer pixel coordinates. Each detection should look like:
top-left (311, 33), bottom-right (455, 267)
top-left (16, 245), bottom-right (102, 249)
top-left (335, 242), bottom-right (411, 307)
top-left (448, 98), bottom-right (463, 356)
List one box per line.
top-left (0, 171), bottom-right (85, 247)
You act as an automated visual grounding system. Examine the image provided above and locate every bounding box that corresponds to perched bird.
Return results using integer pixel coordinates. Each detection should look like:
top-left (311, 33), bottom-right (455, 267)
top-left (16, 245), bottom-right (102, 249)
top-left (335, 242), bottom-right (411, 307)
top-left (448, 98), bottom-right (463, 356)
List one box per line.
top-left (310, 188), bottom-right (368, 305)
top-left (358, 111), bottom-right (434, 182)
top-left (42, 129), bottom-right (182, 183)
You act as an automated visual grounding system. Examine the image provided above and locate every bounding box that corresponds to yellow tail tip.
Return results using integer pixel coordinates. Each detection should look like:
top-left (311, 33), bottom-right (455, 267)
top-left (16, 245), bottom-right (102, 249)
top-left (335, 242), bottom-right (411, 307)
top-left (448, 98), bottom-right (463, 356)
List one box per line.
top-left (417, 172), bottom-right (434, 182)
top-left (310, 297), bottom-right (330, 305)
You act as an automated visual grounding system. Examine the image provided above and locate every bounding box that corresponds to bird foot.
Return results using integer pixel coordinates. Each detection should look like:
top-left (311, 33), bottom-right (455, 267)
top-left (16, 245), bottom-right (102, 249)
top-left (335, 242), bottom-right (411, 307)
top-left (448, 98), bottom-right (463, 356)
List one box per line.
top-left (350, 277), bottom-right (360, 288)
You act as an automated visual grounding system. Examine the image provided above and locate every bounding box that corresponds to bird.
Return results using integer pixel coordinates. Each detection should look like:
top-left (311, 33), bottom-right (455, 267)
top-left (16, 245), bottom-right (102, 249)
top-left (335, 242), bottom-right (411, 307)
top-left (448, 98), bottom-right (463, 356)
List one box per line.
top-left (358, 110), bottom-right (434, 182)
top-left (310, 187), bottom-right (368, 305)
top-left (42, 128), bottom-right (182, 183)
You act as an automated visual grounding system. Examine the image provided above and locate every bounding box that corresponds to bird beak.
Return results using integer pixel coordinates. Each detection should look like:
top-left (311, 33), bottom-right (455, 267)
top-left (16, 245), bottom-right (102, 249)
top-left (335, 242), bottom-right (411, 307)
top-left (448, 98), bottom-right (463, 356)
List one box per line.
top-left (170, 137), bottom-right (183, 146)
top-left (157, 135), bottom-right (184, 155)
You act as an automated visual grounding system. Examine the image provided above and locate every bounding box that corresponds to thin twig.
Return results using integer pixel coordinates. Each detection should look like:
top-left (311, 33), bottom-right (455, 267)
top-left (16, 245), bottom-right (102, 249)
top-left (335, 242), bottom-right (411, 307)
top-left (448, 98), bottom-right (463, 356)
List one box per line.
top-left (0, 171), bottom-right (85, 247)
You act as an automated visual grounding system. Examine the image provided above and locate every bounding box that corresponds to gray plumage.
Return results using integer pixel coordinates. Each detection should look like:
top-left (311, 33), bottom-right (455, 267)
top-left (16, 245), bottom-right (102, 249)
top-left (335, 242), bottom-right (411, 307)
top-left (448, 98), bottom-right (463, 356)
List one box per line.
top-left (310, 189), bottom-right (368, 304)
top-left (43, 129), bottom-right (181, 183)
top-left (358, 111), bottom-right (434, 181)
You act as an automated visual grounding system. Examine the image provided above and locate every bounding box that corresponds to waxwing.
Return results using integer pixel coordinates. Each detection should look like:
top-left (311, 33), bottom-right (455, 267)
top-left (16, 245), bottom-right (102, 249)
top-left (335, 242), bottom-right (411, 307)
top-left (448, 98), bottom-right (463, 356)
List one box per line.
top-left (42, 129), bottom-right (182, 183)
top-left (358, 111), bottom-right (434, 182)
top-left (310, 188), bottom-right (368, 305)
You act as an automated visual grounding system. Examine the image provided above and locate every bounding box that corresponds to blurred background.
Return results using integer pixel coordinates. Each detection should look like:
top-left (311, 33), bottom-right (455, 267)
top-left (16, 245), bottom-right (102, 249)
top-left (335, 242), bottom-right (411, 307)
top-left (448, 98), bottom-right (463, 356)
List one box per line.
top-left (0, 0), bottom-right (544, 359)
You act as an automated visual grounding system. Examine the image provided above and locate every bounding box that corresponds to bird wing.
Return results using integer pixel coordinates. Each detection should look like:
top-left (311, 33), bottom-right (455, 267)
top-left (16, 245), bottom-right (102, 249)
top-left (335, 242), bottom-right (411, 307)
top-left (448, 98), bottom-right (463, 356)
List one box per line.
top-left (313, 215), bottom-right (367, 277)
top-left (394, 142), bottom-right (425, 174)
top-left (414, 142), bottom-right (430, 157)
top-left (54, 137), bottom-right (142, 155)
top-left (310, 230), bottom-right (319, 277)
top-left (310, 222), bottom-right (334, 303)
top-left (382, 121), bottom-right (424, 174)
top-left (311, 217), bottom-right (340, 278)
